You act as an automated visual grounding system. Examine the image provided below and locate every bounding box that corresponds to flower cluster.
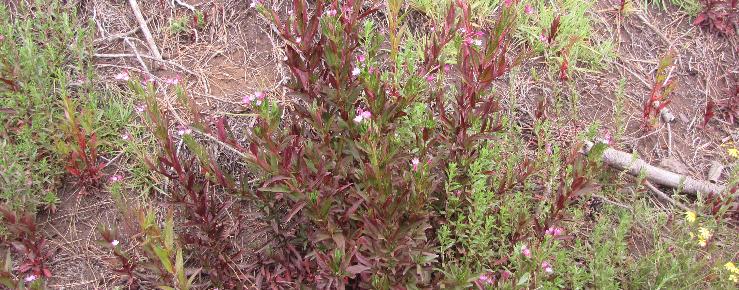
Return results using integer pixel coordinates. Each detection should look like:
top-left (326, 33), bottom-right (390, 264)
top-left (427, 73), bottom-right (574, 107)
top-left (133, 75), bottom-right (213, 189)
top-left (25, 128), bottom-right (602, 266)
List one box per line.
top-left (545, 227), bottom-right (564, 237)
top-left (725, 262), bottom-right (739, 283)
top-left (459, 28), bottom-right (485, 47)
top-left (243, 91), bottom-right (265, 106)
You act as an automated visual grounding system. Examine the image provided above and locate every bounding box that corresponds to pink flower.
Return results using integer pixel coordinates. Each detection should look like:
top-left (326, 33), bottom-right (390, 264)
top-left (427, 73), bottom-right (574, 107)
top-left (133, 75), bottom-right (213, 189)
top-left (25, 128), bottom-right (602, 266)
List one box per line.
top-left (357, 54), bottom-right (366, 63)
top-left (249, 0), bottom-right (261, 8)
top-left (354, 107), bottom-right (372, 123)
top-left (504, 0), bottom-right (513, 7)
top-left (114, 70), bottom-right (130, 81)
top-left (473, 39), bottom-right (483, 46)
top-left (500, 271), bottom-right (511, 280)
top-left (444, 64), bottom-right (452, 73)
top-left (121, 133), bottom-right (131, 141)
top-left (474, 31), bottom-right (485, 37)
top-left (136, 104), bottom-right (146, 113)
top-left (109, 174), bottom-right (124, 182)
top-left (478, 274), bottom-right (495, 285)
top-left (325, 9), bottom-right (337, 17)
top-left (411, 158), bottom-right (420, 171)
top-left (426, 74), bottom-right (435, 83)
top-left (541, 261), bottom-right (554, 274)
top-left (295, 37), bottom-right (302, 44)
top-left (545, 143), bottom-right (552, 155)
top-left (254, 91), bottom-right (265, 105)
top-left (521, 244), bottom-right (532, 258)
top-left (0, 35), bottom-right (4, 42)
top-left (24, 275), bottom-right (36, 282)
top-left (243, 92), bottom-right (265, 106)
top-left (164, 75), bottom-right (181, 85)
top-left (177, 126), bottom-right (192, 136)
top-left (352, 67), bottom-right (361, 76)
top-left (111, 240), bottom-right (120, 246)
top-left (545, 227), bottom-right (564, 237)
top-left (539, 34), bottom-right (548, 43)
top-left (524, 5), bottom-right (534, 14)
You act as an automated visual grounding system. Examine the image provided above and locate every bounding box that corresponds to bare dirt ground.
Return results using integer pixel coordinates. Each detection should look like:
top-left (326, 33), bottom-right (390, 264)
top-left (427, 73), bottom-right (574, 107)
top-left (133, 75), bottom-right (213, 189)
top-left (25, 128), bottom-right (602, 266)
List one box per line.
top-left (40, 0), bottom-right (737, 288)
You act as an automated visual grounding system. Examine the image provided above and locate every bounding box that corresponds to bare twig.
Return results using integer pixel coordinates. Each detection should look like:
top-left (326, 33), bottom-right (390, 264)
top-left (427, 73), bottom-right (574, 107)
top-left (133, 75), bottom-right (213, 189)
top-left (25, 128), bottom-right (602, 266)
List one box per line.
top-left (644, 180), bottom-right (692, 212)
top-left (94, 53), bottom-right (197, 76)
top-left (128, 0), bottom-right (163, 60)
top-left (123, 37), bottom-right (150, 75)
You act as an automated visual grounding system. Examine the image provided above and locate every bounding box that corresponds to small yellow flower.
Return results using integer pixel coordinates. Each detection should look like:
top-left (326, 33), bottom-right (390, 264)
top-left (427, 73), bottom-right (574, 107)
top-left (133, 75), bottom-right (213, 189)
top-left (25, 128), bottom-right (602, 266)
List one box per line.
top-left (727, 262), bottom-right (739, 275)
top-left (696, 227), bottom-right (711, 247)
top-left (685, 211), bottom-right (697, 223)
top-left (698, 227), bottom-right (712, 240)
top-left (728, 148), bottom-right (739, 159)
top-left (726, 262), bottom-right (737, 272)
top-left (730, 274), bottom-right (738, 283)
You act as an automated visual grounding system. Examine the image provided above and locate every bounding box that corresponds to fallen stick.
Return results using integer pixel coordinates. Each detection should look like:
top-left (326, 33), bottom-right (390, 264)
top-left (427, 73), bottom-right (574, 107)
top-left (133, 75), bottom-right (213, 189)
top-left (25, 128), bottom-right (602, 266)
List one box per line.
top-left (128, 0), bottom-right (163, 61)
top-left (584, 141), bottom-right (725, 195)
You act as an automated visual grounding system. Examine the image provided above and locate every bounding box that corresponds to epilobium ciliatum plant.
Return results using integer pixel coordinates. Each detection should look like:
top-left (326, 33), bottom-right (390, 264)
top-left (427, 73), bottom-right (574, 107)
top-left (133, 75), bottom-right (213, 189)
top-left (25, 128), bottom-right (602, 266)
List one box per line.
top-left (130, 0), bottom-right (609, 288)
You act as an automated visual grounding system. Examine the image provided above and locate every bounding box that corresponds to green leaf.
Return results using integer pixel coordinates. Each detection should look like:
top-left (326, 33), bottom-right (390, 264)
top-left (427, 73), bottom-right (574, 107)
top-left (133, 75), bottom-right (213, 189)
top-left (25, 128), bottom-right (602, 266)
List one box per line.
top-left (175, 248), bottom-right (187, 289)
top-left (164, 212), bottom-right (174, 251)
top-left (153, 246), bottom-right (173, 274)
top-left (517, 272), bottom-right (530, 286)
top-left (587, 142), bottom-right (608, 163)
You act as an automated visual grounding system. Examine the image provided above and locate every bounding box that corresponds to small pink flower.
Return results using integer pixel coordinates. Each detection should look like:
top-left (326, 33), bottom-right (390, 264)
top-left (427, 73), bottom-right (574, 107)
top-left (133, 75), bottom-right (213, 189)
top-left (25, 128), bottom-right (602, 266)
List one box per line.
top-left (521, 244), bottom-right (532, 258)
top-left (426, 74), bottom-right (435, 83)
top-left (164, 75), bottom-right (180, 85)
top-left (0, 35), bottom-right (4, 42)
top-left (545, 143), bottom-right (553, 155)
top-left (500, 271), bottom-right (511, 280)
top-left (25, 275), bottom-right (36, 282)
top-left (352, 67), bottom-right (361, 76)
top-left (357, 54), bottom-right (366, 63)
top-left (121, 133), bottom-right (131, 141)
top-left (539, 34), bottom-right (548, 43)
top-left (478, 274), bottom-right (495, 285)
top-left (249, 0), bottom-right (260, 8)
top-left (473, 39), bottom-right (483, 46)
top-left (541, 261), bottom-right (554, 274)
top-left (136, 104), bottom-right (146, 113)
top-left (474, 31), bottom-right (485, 37)
top-left (295, 37), bottom-right (302, 44)
top-left (444, 64), bottom-right (452, 73)
top-left (545, 227), bottom-right (564, 237)
top-left (177, 126), bottom-right (192, 136)
top-left (354, 107), bottom-right (371, 123)
top-left (114, 70), bottom-right (130, 81)
top-left (524, 5), bottom-right (534, 14)
top-left (325, 9), bottom-right (337, 17)
top-left (368, 67), bottom-right (376, 74)
top-left (411, 158), bottom-right (420, 171)
top-left (109, 174), bottom-right (124, 182)
top-left (254, 91), bottom-right (265, 105)
top-left (111, 240), bottom-right (120, 246)
top-left (504, 0), bottom-right (513, 7)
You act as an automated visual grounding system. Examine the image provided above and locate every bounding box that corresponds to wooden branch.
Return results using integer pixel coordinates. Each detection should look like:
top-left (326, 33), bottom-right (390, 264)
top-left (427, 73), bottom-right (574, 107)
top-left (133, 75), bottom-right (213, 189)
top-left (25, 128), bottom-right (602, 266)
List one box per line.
top-left (128, 0), bottom-right (163, 60)
top-left (584, 141), bottom-right (725, 195)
